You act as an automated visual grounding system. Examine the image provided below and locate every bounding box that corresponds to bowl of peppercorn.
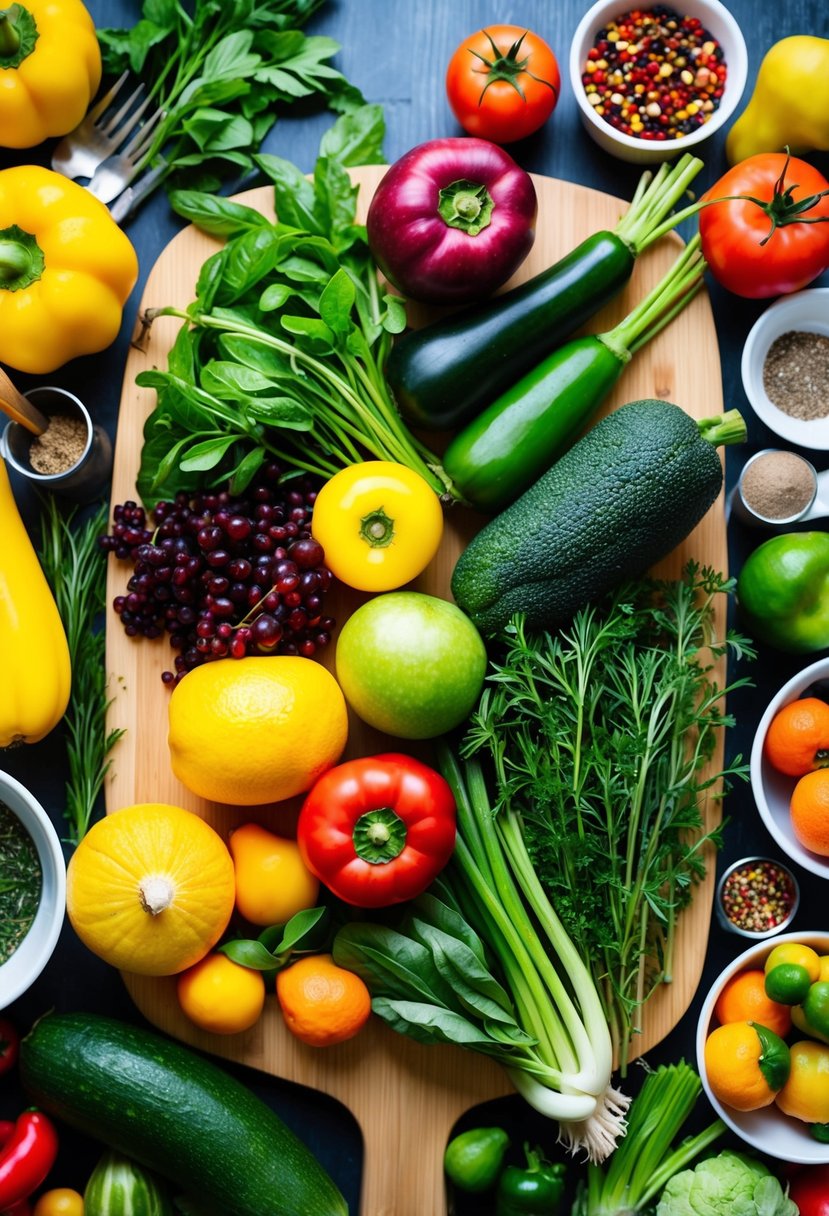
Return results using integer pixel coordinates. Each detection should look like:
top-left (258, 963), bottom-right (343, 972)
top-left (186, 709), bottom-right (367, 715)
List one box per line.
top-left (0, 769), bottom-right (66, 1011)
top-left (742, 288), bottom-right (829, 450)
top-left (569, 0), bottom-right (747, 163)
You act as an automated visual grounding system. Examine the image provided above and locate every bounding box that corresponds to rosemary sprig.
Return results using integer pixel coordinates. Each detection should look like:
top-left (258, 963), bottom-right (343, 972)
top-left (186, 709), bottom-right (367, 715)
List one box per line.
top-left (38, 498), bottom-right (125, 845)
top-left (462, 563), bottom-right (755, 1072)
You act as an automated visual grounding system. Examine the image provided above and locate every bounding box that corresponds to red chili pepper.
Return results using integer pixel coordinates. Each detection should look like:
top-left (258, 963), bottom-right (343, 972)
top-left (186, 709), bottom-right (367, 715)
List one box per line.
top-left (0, 1127), bottom-right (15, 1152)
top-left (297, 753), bottom-right (456, 908)
top-left (0, 1111), bottom-right (58, 1209)
top-left (0, 1021), bottom-right (19, 1077)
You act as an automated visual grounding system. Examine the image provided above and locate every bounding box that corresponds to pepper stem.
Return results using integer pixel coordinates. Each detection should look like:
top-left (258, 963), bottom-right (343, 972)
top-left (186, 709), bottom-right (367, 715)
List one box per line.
top-left (697, 409), bottom-right (747, 447)
top-left (0, 10), bottom-right (19, 55)
top-left (438, 180), bottom-right (494, 236)
top-left (0, 5), bottom-right (38, 68)
top-left (0, 225), bottom-right (45, 291)
top-left (359, 507), bottom-right (395, 549)
top-left (353, 807), bottom-right (407, 865)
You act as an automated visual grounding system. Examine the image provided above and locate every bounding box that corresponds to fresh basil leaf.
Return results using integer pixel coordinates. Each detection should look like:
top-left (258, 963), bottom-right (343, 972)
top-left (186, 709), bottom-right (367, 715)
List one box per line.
top-left (228, 445), bottom-right (266, 494)
top-left (97, 19), bottom-right (169, 74)
top-left (179, 434), bottom-right (239, 472)
top-left (318, 267), bottom-right (356, 337)
top-left (254, 154), bottom-right (322, 234)
top-left (372, 999), bottom-right (498, 1050)
top-left (136, 370), bottom-right (223, 427)
top-left (166, 323), bottom-right (196, 381)
top-left (314, 156), bottom-right (359, 247)
top-left (219, 939), bottom-right (281, 970)
top-left (181, 109), bottom-right (255, 155)
top-left (219, 228), bottom-right (283, 301)
top-left (201, 360), bottom-right (277, 398)
top-left (204, 29), bottom-right (260, 80)
top-left (319, 103), bottom-right (386, 167)
top-left (178, 76), bottom-right (251, 111)
top-left (149, 434), bottom-right (194, 493)
top-left (194, 247), bottom-right (227, 311)
top-left (244, 396), bottom-right (313, 429)
top-left (219, 334), bottom-right (293, 377)
top-left (143, 0), bottom-right (178, 26)
top-left (259, 283), bottom-right (294, 312)
top-left (170, 191), bottom-right (270, 239)
top-left (281, 316), bottom-right (334, 347)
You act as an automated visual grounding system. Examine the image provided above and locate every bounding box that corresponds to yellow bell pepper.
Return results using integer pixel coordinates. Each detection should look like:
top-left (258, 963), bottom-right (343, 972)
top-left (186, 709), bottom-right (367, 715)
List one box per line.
top-left (0, 165), bottom-right (138, 374)
top-left (727, 36), bottom-right (829, 164)
top-left (0, 0), bottom-right (101, 148)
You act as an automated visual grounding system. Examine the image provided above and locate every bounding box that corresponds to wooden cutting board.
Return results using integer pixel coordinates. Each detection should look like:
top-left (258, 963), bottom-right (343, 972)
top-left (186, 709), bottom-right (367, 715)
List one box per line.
top-left (106, 167), bottom-right (727, 1216)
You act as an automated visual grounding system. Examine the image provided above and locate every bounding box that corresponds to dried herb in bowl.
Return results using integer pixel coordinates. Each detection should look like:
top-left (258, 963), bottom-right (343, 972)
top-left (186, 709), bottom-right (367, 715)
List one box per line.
top-left (0, 800), bottom-right (42, 965)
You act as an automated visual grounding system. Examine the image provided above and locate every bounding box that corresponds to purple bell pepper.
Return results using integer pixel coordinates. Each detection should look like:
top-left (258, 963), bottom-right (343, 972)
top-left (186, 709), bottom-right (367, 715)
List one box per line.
top-left (366, 137), bottom-right (537, 305)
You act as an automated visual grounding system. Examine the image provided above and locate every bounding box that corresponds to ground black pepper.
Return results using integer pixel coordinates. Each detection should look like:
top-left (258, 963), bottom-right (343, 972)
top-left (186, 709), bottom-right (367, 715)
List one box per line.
top-left (763, 330), bottom-right (829, 421)
top-left (0, 800), bottom-right (42, 965)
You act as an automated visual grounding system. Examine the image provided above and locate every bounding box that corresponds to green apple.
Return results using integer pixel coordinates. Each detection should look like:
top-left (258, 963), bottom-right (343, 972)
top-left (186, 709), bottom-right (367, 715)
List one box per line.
top-left (335, 591), bottom-right (487, 739)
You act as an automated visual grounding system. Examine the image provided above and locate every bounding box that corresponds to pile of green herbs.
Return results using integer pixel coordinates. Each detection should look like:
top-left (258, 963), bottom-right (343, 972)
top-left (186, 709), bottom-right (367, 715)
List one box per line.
top-left (97, 0), bottom-right (365, 202)
top-left (38, 499), bottom-right (125, 846)
top-left (137, 106), bottom-right (453, 508)
top-left (0, 799), bottom-right (42, 964)
top-left (462, 563), bottom-right (754, 1072)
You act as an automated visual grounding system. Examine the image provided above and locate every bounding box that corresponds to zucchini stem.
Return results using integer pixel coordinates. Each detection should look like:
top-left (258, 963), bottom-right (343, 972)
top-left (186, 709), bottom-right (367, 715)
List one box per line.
top-left (614, 154), bottom-right (704, 254)
top-left (697, 409), bottom-right (747, 447)
top-left (602, 234), bottom-right (705, 359)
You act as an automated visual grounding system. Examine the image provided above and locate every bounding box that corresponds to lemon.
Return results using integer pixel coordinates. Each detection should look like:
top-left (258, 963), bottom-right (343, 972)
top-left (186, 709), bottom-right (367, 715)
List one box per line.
top-left (168, 657), bottom-right (348, 805)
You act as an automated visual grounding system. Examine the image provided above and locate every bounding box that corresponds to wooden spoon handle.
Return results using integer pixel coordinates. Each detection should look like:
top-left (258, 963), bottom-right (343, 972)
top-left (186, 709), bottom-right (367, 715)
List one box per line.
top-left (0, 367), bottom-right (49, 435)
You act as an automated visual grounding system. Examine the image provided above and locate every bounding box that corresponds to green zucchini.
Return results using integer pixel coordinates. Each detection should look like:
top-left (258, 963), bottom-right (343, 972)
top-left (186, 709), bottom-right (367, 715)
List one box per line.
top-left (444, 235), bottom-right (705, 514)
top-left (20, 1013), bottom-right (347, 1216)
top-left (451, 401), bottom-right (746, 635)
top-left (84, 1151), bottom-right (174, 1216)
top-left (385, 155), bottom-right (703, 431)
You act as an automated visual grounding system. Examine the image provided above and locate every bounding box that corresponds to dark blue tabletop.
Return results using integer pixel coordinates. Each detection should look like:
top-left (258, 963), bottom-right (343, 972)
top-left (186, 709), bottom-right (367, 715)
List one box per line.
top-left (2, 1), bottom-right (829, 1212)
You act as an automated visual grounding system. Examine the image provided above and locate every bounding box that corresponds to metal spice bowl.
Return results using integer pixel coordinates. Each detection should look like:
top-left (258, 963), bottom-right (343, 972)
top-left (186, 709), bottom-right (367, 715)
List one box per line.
top-left (1, 385), bottom-right (112, 501)
top-left (715, 854), bottom-right (800, 940)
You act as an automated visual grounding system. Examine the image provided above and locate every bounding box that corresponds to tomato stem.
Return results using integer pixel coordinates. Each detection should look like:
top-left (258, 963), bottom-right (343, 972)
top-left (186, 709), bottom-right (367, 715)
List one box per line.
top-left (470, 29), bottom-right (559, 104)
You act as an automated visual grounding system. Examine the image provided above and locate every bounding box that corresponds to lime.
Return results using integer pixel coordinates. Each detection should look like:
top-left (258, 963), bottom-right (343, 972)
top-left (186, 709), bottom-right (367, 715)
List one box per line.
top-left (444, 1127), bottom-right (510, 1193)
top-left (765, 962), bottom-right (812, 1006)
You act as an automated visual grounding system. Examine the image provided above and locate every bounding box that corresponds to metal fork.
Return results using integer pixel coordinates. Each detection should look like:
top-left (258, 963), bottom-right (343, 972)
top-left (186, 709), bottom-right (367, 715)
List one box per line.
top-left (84, 105), bottom-right (166, 205)
top-left (51, 72), bottom-right (156, 181)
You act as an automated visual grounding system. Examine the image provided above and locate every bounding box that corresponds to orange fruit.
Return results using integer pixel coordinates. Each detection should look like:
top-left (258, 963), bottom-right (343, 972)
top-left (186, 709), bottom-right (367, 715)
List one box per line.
top-left (704, 1020), bottom-right (790, 1111)
top-left (168, 656), bottom-right (348, 806)
top-left (276, 953), bottom-right (371, 1047)
top-left (790, 769), bottom-right (829, 856)
top-left (765, 697), bottom-right (829, 777)
top-left (177, 952), bottom-right (266, 1034)
top-left (714, 969), bottom-right (792, 1037)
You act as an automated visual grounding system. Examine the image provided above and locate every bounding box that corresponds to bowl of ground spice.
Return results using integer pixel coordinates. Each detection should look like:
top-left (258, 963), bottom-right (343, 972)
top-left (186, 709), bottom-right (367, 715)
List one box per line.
top-left (0, 769), bottom-right (66, 1011)
top-left (742, 288), bottom-right (829, 449)
top-left (1, 385), bottom-right (112, 501)
top-left (735, 449), bottom-right (820, 527)
top-left (569, 0), bottom-right (747, 163)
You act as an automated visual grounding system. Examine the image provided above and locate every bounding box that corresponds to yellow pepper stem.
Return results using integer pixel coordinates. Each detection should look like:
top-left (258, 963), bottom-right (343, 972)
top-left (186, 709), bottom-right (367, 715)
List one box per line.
top-left (0, 9), bottom-right (20, 56)
top-left (0, 5), bottom-right (37, 69)
top-left (0, 225), bottom-right (44, 290)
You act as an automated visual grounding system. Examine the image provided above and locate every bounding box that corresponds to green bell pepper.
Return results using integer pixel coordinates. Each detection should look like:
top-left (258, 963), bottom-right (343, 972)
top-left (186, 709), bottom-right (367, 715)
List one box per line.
top-left (736, 532), bottom-right (829, 652)
top-left (444, 1127), bottom-right (510, 1194)
top-left (495, 1145), bottom-right (566, 1215)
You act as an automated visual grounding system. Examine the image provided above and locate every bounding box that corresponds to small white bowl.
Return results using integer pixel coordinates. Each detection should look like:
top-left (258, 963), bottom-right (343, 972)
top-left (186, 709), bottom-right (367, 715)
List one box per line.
top-left (569, 0), bottom-right (748, 164)
top-left (0, 770), bottom-right (66, 1010)
top-left (741, 289), bottom-right (829, 450)
top-left (697, 930), bottom-right (829, 1164)
top-left (751, 658), bottom-right (829, 881)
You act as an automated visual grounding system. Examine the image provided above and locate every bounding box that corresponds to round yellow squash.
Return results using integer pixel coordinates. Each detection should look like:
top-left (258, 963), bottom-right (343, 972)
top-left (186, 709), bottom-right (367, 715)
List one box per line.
top-left (66, 803), bottom-right (235, 976)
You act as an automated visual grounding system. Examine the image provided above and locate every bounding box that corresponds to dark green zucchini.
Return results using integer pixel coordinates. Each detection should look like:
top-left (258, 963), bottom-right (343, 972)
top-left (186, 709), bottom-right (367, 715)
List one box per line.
top-left (451, 401), bottom-right (746, 635)
top-left (385, 154), bottom-right (703, 431)
top-left (20, 1013), bottom-right (347, 1216)
top-left (444, 234), bottom-right (705, 514)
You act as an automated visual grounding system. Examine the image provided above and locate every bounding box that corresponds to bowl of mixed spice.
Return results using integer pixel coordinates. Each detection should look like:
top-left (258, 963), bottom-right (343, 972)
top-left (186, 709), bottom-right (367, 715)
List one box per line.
top-left (0, 769), bottom-right (65, 1010)
top-left (742, 288), bottom-right (829, 449)
top-left (569, 0), bottom-right (747, 163)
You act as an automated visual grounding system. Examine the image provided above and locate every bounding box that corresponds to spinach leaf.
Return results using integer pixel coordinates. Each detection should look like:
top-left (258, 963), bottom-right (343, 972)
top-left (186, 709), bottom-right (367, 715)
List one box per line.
top-left (319, 102), bottom-right (386, 166)
top-left (170, 191), bottom-right (272, 239)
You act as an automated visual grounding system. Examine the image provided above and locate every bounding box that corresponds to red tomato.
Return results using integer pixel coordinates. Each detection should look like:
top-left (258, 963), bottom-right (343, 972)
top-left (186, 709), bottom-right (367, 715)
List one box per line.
top-left (699, 153), bottom-right (829, 298)
top-left (446, 25), bottom-right (560, 144)
top-left (789, 1164), bottom-right (829, 1216)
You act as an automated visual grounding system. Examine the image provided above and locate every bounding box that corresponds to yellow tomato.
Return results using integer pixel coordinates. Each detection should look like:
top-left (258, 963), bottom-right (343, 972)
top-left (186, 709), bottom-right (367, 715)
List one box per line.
top-left (311, 461), bottom-right (443, 592)
top-left (177, 952), bottom-right (266, 1034)
top-left (775, 1039), bottom-right (829, 1123)
top-left (33, 1190), bottom-right (84, 1216)
top-left (229, 822), bottom-right (320, 926)
top-left (819, 955), bottom-right (829, 983)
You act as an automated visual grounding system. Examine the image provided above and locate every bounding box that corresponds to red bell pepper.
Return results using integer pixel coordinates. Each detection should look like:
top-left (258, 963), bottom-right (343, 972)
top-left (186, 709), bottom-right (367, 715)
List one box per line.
top-left (0, 1111), bottom-right (58, 1209)
top-left (789, 1164), bottom-right (829, 1216)
top-left (0, 1021), bottom-right (18, 1077)
top-left (297, 753), bottom-right (456, 908)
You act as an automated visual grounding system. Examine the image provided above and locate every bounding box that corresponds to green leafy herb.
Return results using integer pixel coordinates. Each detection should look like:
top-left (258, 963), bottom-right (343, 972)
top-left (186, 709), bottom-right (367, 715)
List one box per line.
top-left (462, 564), bottom-right (755, 1071)
top-left (136, 107), bottom-right (453, 507)
top-left (220, 905), bottom-right (330, 983)
top-left (38, 499), bottom-right (125, 845)
top-left (0, 800), bottom-right (42, 964)
top-left (96, 0), bottom-right (367, 205)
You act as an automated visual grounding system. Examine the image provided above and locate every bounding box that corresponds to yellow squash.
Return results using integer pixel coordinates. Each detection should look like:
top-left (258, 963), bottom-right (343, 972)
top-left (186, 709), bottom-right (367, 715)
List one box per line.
top-left (66, 802), bottom-right (236, 976)
top-left (0, 0), bottom-right (101, 149)
top-left (0, 458), bottom-right (71, 748)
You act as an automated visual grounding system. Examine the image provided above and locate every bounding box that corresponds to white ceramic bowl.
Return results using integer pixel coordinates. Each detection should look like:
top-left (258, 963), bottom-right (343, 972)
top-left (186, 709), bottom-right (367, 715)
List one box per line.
top-left (741, 289), bottom-right (829, 450)
top-left (697, 930), bottom-right (829, 1164)
top-left (569, 0), bottom-right (747, 164)
top-left (751, 657), bottom-right (829, 881)
top-left (0, 770), bottom-right (66, 1010)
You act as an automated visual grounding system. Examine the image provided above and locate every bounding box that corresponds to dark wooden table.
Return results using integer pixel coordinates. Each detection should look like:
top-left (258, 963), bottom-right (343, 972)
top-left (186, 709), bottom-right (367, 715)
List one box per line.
top-left (2, 1), bottom-right (829, 1211)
